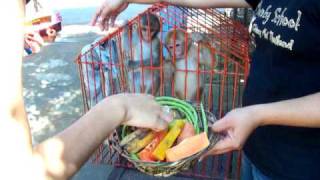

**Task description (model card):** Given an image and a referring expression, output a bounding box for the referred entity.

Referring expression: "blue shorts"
[241,153,270,180]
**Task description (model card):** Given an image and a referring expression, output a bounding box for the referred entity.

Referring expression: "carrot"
[176,122,196,144]
[166,132,209,162]
[138,130,167,162]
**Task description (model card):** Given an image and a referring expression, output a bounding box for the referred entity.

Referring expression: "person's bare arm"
[1,1,168,180]
[201,92,320,156]
[91,0,251,31]
[130,0,250,8]
[253,92,320,128]
[0,0,33,179]
[33,94,168,180]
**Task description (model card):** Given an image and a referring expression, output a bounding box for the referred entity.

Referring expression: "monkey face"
[140,25,158,42]
[139,13,160,42]
[166,39,185,59]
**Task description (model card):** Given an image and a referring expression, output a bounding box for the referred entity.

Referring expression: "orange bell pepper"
[138,130,167,162]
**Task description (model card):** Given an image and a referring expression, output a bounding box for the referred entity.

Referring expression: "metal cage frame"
[76,3,250,179]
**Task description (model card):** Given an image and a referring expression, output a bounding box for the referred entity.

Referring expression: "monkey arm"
[126,0,251,8]
[200,49,215,67]
[127,59,160,69]
[121,25,132,56]
[195,42,216,67]
[163,60,175,81]
[126,36,161,69]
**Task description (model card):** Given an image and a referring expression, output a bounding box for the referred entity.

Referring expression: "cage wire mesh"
[76,3,250,179]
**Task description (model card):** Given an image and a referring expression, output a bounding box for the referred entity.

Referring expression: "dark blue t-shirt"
[243,0,320,179]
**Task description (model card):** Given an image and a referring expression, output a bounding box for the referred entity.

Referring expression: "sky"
[26,0,149,25]
[41,0,103,10]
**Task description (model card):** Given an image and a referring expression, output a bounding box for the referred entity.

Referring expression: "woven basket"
[108,98,219,177]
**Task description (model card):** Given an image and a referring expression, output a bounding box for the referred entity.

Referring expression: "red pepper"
[138,130,167,162]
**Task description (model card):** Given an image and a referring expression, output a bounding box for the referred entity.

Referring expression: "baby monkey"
[165,29,214,102]
[122,13,161,95]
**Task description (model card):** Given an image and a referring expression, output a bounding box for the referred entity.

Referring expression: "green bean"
[130,153,140,161]
[122,96,205,139]
[156,97,198,124]
[156,97,197,116]
[157,98,197,129]
[156,101,195,127]
[200,103,208,134]
[157,101,193,122]
[121,125,127,139]
[156,97,196,119]
[163,106,191,123]
[156,96,200,133]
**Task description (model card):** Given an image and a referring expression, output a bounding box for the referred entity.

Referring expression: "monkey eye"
[94,64,100,71]
[168,44,181,49]
[141,27,156,32]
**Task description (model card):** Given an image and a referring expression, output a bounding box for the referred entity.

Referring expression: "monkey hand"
[163,61,175,81]
[91,0,129,31]
[127,60,159,69]
[127,60,140,69]
[190,32,207,43]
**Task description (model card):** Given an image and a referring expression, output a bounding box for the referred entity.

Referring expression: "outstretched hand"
[200,107,261,159]
[113,93,170,131]
[91,0,129,31]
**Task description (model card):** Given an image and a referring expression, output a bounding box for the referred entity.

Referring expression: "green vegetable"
[200,103,208,133]
[130,153,140,161]
[120,129,149,146]
[126,131,156,153]
[156,96,200,133]
[152,120,185,161]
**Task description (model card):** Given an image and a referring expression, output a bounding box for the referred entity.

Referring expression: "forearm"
[1,0,29,135]
[0,0,35,179]
[33,97,125,179]
[252,92,320,128]
[127,0,250,8]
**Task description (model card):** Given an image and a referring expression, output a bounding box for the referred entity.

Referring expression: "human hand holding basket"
[108,96,219,177]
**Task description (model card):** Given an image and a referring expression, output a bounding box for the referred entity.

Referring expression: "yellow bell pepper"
[126,131,156,153]
[152,119,185,161]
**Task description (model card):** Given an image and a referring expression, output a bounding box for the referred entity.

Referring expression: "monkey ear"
[164,44,171,56]
[131,22,138,31]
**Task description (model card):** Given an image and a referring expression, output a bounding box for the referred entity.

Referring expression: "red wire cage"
[76,3,250,179]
